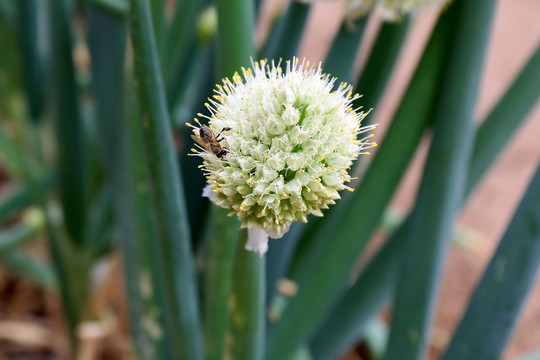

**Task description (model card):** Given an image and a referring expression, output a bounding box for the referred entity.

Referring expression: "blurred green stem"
[87,0,129,17]
[150,0,165,53]
[226,229,265,360]
[266,8,452,360]
[265,221,303,305]
[115,81,172,360]
[354,16,411,113]
[84,9,169,358]
[216,0,255,78]
[323,17,368,84]
[259,1,310,61]
[383,0,497,358]
[16,0,44,123]
[311,38,540,360]
[466,43,540,196]
[164,0,203,97]
[308,9,456,360]
[443,162,540,360]
[128,0,204,358]
[0,249,57,290]
[204,206,239,360]
[50,0,87,245]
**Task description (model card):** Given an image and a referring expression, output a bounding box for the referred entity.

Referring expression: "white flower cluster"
[189,58,376,254]
[346,0,452,21]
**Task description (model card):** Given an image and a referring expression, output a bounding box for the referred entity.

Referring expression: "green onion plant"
[1,0,539,359]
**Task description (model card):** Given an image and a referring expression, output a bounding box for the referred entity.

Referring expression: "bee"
[190,124,232,158]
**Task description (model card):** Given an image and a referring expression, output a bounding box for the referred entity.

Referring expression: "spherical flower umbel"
[188,58,376,254]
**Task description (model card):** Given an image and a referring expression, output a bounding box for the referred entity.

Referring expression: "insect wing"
[191,134,210,152]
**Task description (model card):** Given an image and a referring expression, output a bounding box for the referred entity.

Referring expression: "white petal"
[202,185,227,208]
[246,227,269,256]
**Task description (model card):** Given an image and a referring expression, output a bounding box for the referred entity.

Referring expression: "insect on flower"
[187,120,231,158]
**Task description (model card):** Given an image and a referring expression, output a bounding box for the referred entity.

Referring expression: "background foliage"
[0,0,539,359]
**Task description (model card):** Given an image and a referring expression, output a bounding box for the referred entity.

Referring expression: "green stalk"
[442,163,540,360]
[50,0,87,245]
[44,0,91,349]
[47,221,91,351]
[323,17,368,84]
[309,228,402,360]
[87,0,129,17]
[16,0,44,123]
[150,0,165,53]
[254,0,262,17]
[307,10,455,360]
[167,4,215,113]
[213,4,261,359]
[310,38,540,360]
[164,0,203,98]
[176,49,214,240]
[115,83,172,360]
[85,6,127,259]
[0,249,57,290]
[216,0,255,78]
[265,221,303,305]
[226,229,265,360]
[354,16,411,112]
[86,6,126,168]
[204,206,239,360]
[266,8,456,360]
[169,42,212,122]
[466,43,540,196]
[0,0,16,29]
[383,0,497,358]
[128,1,204,358]
[259,1,310,61]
